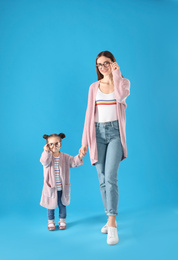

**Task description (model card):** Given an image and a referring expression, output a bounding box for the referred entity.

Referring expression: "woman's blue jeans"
[47,190,66,220]
[95,120,123,216]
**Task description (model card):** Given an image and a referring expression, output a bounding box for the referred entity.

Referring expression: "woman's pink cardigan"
[82,68,130,165]
[40,150,83,209]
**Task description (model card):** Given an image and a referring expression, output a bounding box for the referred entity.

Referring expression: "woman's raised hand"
[111,62,120,72]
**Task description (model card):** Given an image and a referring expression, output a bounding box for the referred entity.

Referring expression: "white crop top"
[95,88,117,123]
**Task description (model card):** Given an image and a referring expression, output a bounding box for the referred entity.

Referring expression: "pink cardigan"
[82,68,130,165]
[40,150,83,209]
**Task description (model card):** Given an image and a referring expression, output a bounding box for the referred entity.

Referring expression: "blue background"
[0,0,178,259]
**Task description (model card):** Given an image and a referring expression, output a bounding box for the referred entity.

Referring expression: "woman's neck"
[101,74,113,85]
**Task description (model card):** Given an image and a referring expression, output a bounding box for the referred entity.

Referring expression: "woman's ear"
[59,133,66,139]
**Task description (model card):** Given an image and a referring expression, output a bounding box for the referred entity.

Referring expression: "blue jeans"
[95,120,123,216]
[47,190,66,220]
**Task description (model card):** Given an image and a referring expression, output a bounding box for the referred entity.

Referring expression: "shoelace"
[108,227,116,238]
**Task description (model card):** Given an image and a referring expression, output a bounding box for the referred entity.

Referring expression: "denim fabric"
[47,190,66,220]
[95,120,123,216]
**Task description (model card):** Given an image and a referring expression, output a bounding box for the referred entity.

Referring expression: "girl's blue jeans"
[95,120,123,216]
[47,190,66,220]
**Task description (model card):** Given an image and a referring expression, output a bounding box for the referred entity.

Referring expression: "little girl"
[40,132,83,231]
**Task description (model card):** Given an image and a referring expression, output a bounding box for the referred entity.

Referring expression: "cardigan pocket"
[44,184,56,198]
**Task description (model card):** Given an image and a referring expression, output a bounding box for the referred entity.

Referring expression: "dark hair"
[96,51,116,80]
[43,133,66,143]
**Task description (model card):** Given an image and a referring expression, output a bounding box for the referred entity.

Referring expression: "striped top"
[54,156,62,191]
[95,99,117,106]
[95,88,117,123]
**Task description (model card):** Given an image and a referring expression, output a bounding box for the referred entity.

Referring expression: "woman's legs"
[95,141,108,213]
[95,121,123,226]
[105,129,123,224]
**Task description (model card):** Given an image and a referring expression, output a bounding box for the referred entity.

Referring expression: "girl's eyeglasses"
[96,61,111,70]
[47,142,61,149]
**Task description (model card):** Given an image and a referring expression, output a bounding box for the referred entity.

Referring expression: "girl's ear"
[43,134,48,139]
[59,133,66,139]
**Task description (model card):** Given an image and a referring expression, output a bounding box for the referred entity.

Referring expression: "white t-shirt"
[95,88,117,123]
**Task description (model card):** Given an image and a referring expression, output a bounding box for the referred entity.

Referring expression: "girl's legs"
[47,209,55,221]
[47,191,66,220]
[57,190,67,230]
[47,209,55,231]
[57,190,67,219]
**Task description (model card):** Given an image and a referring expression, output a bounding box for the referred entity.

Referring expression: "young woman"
[79,51,130,245]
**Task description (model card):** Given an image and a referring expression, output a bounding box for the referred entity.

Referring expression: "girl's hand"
[44,144,49,152]
[111,62,120,72]
[79,145,87,157]
[78,153,83,161]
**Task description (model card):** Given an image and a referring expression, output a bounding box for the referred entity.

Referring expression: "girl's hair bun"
[59,133,66,139]
[43,134,49,139]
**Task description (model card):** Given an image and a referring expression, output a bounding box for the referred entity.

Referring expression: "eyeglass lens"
[97,61,110,69]
[48,142,61,148]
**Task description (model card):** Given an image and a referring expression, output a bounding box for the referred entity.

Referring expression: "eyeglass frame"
[96,61,112,70]
[47,141,62,149]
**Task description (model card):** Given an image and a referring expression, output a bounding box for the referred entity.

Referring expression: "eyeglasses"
[96,61,111,70]
[47,142,61,149]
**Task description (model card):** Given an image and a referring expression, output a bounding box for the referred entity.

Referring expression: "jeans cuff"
[107,213,118,216]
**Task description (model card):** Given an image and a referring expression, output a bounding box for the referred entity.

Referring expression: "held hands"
[111,62,120,72]
[79,145,87,160]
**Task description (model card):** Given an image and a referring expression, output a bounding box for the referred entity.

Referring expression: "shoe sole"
[101,229,108,234]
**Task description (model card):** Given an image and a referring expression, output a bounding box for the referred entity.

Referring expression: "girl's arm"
[112,65,130,103]
[40,149,52,167]
[68,154,83,168]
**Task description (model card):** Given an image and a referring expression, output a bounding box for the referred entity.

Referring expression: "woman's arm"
[80,83,94,152]
[112,63,130,103]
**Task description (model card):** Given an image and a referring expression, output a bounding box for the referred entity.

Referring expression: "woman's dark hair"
[96,51,116,80]
[43,133,66,143]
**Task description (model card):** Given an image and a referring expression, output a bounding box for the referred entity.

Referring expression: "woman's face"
[96,56,113,77]
[47,136,61,154]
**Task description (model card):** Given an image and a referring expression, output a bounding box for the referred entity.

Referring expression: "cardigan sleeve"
[40,150,53,167]
[69,154,83,168]
[82,83,94,146]
[112,69,130,104]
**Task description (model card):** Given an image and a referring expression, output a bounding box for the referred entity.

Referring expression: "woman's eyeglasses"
[96,61,111,70]
[47,142,61,149]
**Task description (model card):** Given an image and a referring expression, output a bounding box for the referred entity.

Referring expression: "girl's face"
[47,136,61,154]
[96,56,113,77]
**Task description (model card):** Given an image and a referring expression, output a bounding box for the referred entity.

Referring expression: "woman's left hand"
[111,62,120,72]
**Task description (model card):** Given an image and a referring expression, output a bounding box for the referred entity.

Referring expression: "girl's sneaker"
[107,226,119,245]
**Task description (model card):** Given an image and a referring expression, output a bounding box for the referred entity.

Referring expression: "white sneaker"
[101,222,108,234]
[107,227,119,245]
